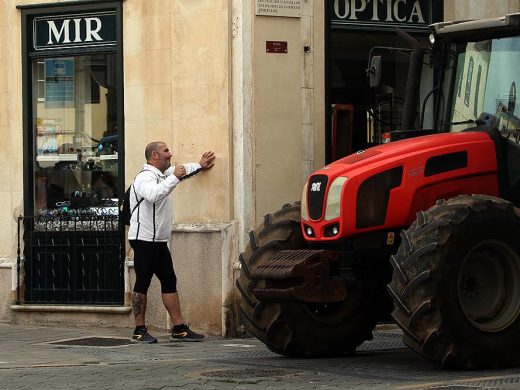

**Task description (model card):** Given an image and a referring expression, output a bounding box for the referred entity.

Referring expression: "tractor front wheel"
[236,202,379,357]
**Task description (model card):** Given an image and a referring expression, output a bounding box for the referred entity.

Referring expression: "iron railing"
[17,213,125,305]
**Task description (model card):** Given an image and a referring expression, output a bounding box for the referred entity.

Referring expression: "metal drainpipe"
[16,216,21,304]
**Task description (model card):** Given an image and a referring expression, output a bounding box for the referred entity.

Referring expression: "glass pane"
[32,54,119,228]
[36,61,45,101]
[440,37,520,136]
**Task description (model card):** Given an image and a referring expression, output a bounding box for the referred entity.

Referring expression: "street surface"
[1,323,519,389]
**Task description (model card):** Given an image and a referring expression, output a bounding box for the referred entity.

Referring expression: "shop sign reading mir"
[331,0,435,31]
[33,11,117,51]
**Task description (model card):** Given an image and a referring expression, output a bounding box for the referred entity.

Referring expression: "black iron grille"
[307,174,328,220]
[18,216,124,305]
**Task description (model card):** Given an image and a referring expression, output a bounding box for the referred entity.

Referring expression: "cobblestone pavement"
[1,323,520,389]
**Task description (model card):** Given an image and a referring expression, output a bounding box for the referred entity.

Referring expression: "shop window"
[36,61,45,102]
[33,53,119,225]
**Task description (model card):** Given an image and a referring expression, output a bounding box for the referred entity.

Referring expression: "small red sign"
[266,41,287,53]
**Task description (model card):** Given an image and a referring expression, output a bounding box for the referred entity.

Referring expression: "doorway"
[21,3,124,305]
[327,30,422,162]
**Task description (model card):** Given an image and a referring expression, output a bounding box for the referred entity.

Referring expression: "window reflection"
[441,36,520,142]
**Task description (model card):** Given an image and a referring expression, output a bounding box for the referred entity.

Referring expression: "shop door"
[21,4,124,305]
[23,53,124,305]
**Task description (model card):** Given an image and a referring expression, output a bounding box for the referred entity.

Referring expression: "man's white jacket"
[127,163,201,242]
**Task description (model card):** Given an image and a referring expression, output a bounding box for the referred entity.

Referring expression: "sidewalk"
[1,323,520,389]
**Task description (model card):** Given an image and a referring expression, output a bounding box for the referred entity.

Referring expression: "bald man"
[128,141,215,343]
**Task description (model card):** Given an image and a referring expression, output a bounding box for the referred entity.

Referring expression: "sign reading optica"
[330,0,441,31]
[33,11,117,51]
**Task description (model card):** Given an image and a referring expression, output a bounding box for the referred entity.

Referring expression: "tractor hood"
[302,130,500,240]
[315,131,494,178]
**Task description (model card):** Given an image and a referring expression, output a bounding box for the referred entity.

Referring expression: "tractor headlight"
[324,177,348,221]
[301,182,309,220]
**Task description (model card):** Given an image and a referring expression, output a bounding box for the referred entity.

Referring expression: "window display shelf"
[44,168,118,174]
[37,154,78,167]
[99,154,118,160]
[36,154,78,162]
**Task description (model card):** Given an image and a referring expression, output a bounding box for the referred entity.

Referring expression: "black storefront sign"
[330,0,442,32]
[33,11,116,51]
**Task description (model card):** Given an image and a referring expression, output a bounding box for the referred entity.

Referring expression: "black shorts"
[130,240,177,294]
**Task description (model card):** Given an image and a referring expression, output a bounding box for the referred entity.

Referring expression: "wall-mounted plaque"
[266,41,288,53]
[256,0,302,18]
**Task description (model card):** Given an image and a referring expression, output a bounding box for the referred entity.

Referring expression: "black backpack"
[120,184,144,226]
[120,169,151,226]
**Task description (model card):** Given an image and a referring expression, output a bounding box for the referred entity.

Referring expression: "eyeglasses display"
[35,215,119,232]
[35,199,120,232]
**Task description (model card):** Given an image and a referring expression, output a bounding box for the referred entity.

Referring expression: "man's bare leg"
[163,292,204,341]
[132,292,147,326]
[162,292,185,326]
[131,292,157,343]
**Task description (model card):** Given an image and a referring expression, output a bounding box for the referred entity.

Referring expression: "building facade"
[0,0,518,336]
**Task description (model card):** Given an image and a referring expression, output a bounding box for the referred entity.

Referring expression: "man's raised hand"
[199,151,216,170]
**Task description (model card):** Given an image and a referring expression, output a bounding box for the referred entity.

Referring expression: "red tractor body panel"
[302,131,500,241]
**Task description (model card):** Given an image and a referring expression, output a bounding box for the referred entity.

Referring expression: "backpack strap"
[130,186,145,215]
[129,169,147,217]
[179,167,202,181]
[131,169,160,240]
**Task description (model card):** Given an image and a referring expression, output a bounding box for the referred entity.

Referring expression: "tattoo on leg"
[132,293,145,318]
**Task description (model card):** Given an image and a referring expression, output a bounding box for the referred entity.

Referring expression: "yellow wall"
[253,15,303,220]
[0,0,24,259]
[252,0,326,222]
[124,0,232,223]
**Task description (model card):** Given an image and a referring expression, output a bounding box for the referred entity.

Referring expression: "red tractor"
[237,13,520,369]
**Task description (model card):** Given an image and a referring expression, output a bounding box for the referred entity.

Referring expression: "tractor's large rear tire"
[388,195,520,369]
[236,202,379,357]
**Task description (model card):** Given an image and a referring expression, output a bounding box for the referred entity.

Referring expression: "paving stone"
[0,324,519,389]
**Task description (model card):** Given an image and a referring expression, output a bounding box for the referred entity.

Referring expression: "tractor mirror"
[368,55,382,88]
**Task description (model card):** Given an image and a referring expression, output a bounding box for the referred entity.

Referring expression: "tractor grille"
[307,174,328,220]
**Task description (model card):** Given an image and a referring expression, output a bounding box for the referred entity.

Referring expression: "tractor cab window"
[439,36,520,144]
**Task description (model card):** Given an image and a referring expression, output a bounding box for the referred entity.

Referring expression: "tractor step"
[251,249,347,303]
